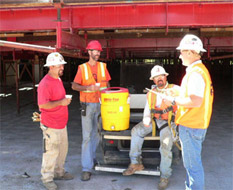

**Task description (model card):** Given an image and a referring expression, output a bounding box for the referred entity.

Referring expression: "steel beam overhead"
[0,2,233,32]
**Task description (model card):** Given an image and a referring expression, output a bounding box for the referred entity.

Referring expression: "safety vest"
[147,83,177,121]
[175,63,214,129]
[79,62,108,103]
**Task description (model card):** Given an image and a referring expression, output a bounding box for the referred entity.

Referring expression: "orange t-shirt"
[73,62,111,103]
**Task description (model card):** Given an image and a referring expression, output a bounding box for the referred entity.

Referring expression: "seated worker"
[123,65,179,190]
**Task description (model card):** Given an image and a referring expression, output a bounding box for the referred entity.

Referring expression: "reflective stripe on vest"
[100,62,105,78]
[83,64,89,80]
[83,62,105,81]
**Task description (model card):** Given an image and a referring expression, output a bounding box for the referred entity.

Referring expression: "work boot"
[122,163,144,176]
[54,172,74,180]
[43,181,57,190]
[81,171,91,181]
[158,178,169,190]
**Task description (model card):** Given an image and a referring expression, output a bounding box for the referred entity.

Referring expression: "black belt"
[151,106,173,114]
[158,123,168,133]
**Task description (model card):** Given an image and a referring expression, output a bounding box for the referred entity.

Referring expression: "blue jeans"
[179,125,207,190]
[129,121,173,179]
[81,102,100,172]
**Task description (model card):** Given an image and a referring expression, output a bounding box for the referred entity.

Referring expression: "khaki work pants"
[40,124,68,183]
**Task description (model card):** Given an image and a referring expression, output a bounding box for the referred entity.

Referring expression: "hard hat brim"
[44,61,67,67]
[176,46,207,52]
[86,48,103,51]
[149,73,169,80]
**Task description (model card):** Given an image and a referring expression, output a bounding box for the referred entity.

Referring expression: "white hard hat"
[176,34,206,53]
[150,65,168,80]
[44,52,67,67]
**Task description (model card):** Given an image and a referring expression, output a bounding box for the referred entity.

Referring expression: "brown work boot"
[54,172,74,180]
[158,178,169,190]
[43,181,57,190]
[122,163,144,176]
[81,171,91,181]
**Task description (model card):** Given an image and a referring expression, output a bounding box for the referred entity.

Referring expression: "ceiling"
[0,0,232,60]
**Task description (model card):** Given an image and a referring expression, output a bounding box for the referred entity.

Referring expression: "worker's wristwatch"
[171,98,176,106]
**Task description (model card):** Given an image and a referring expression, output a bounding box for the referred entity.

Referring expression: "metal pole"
[13,50,20,114]
[32,60,36,105]
[2,56,7,94]
[56,8,62,49]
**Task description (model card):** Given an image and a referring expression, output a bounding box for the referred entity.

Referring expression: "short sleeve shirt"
[37,74,68,129]
[185,61,205,98]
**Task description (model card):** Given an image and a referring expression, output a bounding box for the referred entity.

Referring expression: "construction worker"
[163,34,214,190]
[123,65,179,190]
[72,40,111,181]
[37,52,74,190]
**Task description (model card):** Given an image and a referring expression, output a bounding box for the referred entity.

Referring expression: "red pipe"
[56,21,62,49]
[56,7,62,49]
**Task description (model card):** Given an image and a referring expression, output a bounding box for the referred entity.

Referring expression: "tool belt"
[151,106,173,114]
[151,109,175,137]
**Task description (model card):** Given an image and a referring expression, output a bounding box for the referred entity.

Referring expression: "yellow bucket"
[100,87,130,131]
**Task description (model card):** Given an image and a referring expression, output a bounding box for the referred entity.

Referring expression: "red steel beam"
[61,31,86,50]
[0,2,232,32]
[1,36,232,53]
[98,37,233,49]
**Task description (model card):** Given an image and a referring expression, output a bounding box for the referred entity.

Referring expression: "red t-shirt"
[73,62,111,102]
[37,74,68,129]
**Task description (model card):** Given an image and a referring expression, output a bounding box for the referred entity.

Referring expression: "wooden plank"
[95,165,160,176]
[104,135,160,140]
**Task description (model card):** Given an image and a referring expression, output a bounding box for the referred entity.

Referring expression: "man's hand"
[60,97,72,106]
[165,88,180,97]
[86,84,100,91]
[162,95,175,106]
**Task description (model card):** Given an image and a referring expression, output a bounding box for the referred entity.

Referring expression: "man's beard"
[91,54,99,61]
[58,70,63,77]
[157,80,164,87]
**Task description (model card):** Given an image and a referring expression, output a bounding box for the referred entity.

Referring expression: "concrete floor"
[0,81,232,190]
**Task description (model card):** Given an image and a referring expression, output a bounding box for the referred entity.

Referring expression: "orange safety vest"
[79,62,108,103]
[147,83,177,121]
[175,63,214,129]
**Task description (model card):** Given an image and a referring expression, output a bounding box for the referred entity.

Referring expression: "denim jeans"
[81,102,100,172]
[129,121,174,179]
[179,125,207,190]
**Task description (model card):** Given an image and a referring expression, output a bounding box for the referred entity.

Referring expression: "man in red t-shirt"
[38,52,73,190]
[72,40,111,181]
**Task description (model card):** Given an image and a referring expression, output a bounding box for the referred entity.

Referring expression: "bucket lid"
[101,87,129,94]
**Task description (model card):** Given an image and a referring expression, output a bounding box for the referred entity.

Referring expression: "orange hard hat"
[86,40,103,51]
